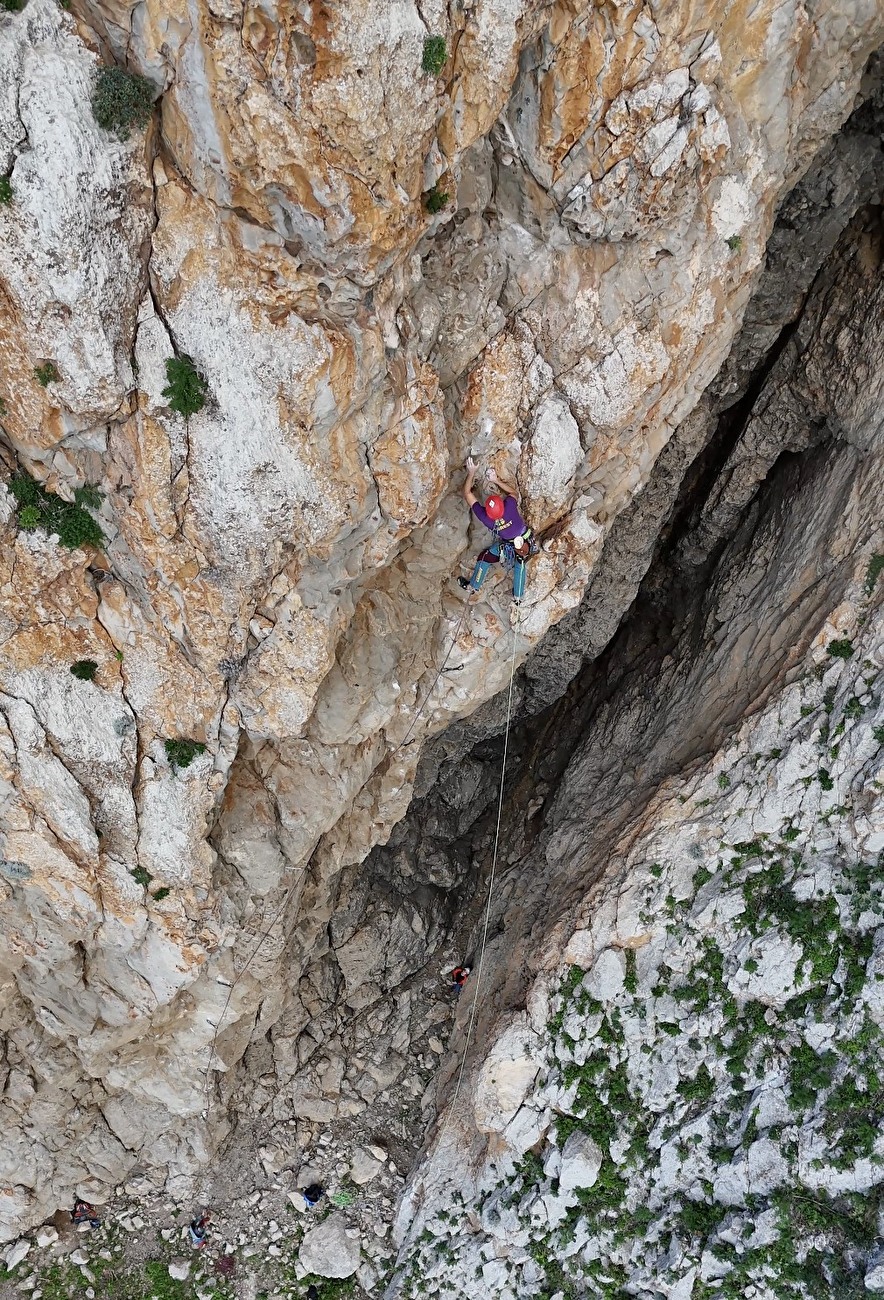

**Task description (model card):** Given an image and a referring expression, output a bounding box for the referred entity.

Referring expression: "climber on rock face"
[71,1200,101,1228]
[188,1210,211,1248]
[459,457,534,604]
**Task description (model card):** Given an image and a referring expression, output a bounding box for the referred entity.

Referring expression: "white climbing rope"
[199,591,519,1154]
[392,597,472,753]
[199,594,476,1127]
[435,606,521,1148]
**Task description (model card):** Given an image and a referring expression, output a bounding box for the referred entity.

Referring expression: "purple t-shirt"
[472,495,527,540]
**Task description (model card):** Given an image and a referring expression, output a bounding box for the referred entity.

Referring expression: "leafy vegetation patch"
[70,659,98,681]
[8,474,105,550]
[92,66,155,139]
[421,36,447,75]
[34,361,60,386]
[162,355,208,417]
[423,185,449,214]
[864,554,884,593]
[164,737,207,769]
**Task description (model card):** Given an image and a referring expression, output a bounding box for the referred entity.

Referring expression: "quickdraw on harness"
[491,519,538,569]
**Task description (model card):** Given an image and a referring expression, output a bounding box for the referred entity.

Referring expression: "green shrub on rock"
[422,36,447,75]
[164,738,206,770]
[70,659,98,682]
[34,361,59,387]
[162,355,208,418]
[424,186,449,214]
[7,474,105,550]
[92,66,155,140]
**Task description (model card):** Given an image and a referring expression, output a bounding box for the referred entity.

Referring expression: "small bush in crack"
[0,0,25,12]
[162,355,208,417]
[866,554,884,594]
[130,866,153,888]
[8,474,105,550]
[421,35,447,75]
[151,886,171,901]
[70,659,98,682]
[0,177,12,204]
[725,234,742,251]
[827,639,854,660]
[74,483,104,510]
[424,185,449,214]
[92,66,155,140]
[164,738,206,770]
[34,361,59,387]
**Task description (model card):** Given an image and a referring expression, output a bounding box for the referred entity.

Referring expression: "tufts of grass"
[34,361,60,386]
[421,35,447,75]
[788,1039,837,1111]
[0,176,12,203]
[623,948,638,995]
[130,866,153,888]
[92,66,156,139]
[164,737,207,770]
[677,1063,716,1105]
[162,355,208,417]
[864,554,884,594]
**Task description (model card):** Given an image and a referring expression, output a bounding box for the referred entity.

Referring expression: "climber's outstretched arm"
[462,456,480,508]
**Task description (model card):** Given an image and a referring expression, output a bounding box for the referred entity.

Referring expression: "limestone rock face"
[391,201,884,1296]
[298,1213,360,1279]
[558,1131,603,1194]
[0,0,883,1248]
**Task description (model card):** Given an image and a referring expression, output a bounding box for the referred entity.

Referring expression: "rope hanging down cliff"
[200,454,530,1127]
[432,607,521,1154]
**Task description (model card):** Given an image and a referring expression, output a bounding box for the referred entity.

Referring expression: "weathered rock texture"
[392,207,884,1297]
[0,0,883,1250]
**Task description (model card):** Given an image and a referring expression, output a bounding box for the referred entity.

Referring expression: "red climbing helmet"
[485,494,505,520]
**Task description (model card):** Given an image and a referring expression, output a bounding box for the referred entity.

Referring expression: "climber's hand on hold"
[463,457,479,506]
[486,467,499,485]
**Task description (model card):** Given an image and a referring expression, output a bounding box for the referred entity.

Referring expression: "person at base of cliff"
[459,458,534,604]
[71,1200,101,1229]
[188,1210,211,1248]
[450,965,470,992]
[301,1183,324,1210]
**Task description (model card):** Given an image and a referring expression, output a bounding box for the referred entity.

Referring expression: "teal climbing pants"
[467,542,528,600]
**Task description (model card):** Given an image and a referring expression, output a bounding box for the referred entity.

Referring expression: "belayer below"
[459,457,535,604]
